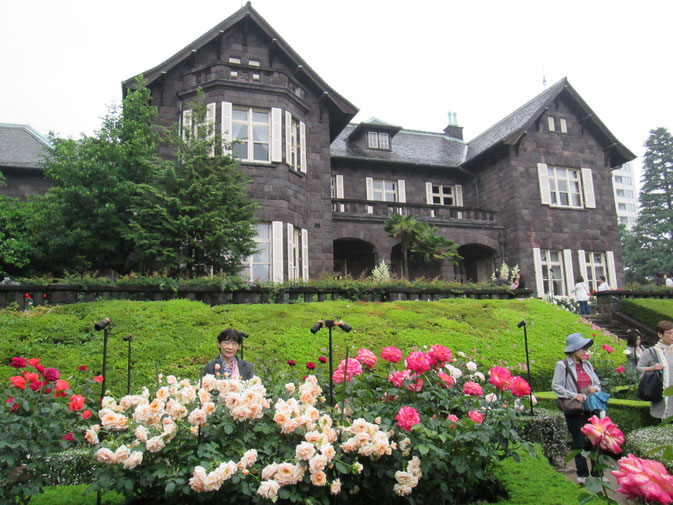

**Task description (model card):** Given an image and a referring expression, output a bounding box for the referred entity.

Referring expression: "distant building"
[0,123,51,200]
[612,162,638,229]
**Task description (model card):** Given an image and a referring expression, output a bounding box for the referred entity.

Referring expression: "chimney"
[443,111,463,140]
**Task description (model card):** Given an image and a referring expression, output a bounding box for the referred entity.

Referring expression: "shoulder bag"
[557,360,585,415]
[637,348,663,402]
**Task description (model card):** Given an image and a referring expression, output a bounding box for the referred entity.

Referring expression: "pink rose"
[612,454,673,504]
[62,432,75,442]
[332,358,363,384]
[23,372,39,383]
[602,344,614,354]
[43,368,60,382]
[428,345,453,364]
[356,348,377,369]
[93,375,104,383]
[27,358,40,367]
[446,414,459,428]
[436,372,455,387]
[489,366,512,391]
[508,376,531,397]
[405,351,431,374]
[581,416,624,454]
[468,409,484,423]
[381,346,402,363]
[395,406,421,431]
[388,370,411,388]
[462,381,483,397]
[405,375,423,392]
[9,376,26,390]
[10,357,27,368]
[69,394,86,412]
[615,366,625,374]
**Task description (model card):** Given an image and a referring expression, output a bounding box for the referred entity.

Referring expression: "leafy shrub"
[625,426,673,471]
[621,298,673,332]
[518,407,570,467]
[42,448,98,486]
[371,261,391,283]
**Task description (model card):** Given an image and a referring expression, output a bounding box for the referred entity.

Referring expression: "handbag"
[637,348,663,402]
[556,360,585,415]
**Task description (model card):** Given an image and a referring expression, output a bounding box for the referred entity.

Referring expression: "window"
[619,216,636,225]
[291,226,300,280]
[585,252,606,291]
[432,185,455,206]
[372,179,397,202]
[232,108,270,162]
[547,167,582,207]
[559,118,567,133]
[241,223,272,282]
[618,203,636,212]
[540,250,566,296]
[547,117,555,132]
[614,175,633,185]
[288,119,301,171]
[228,57,241,64]
[367,132,390,149]
[619,163,631,173]
[249,59,260,67]
[616,189,634,199]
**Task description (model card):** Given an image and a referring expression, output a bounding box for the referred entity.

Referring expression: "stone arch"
[457,243,498,283]
[333,238,377,278]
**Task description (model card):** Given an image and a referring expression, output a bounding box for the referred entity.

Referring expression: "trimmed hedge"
[518,407,571,467]
[620,298,673,332]
[625,425,673,471]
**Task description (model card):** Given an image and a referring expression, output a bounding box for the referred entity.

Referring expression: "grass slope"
[0,298,625,396]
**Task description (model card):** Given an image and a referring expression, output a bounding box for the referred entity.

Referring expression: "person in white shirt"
[665,274,673,288]
[571,275,591,315]
[597,276,611,292]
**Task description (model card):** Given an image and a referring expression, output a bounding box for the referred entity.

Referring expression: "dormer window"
[368,132,390,150]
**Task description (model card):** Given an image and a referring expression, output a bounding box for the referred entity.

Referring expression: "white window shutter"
[182,110,192,141]
[286,223,294,280]
[533,248,544,295]
[577,250,588,281]
[606,251,617,288]
[547,117,555,131]
[397,180,406,203]
[537,163,551,205]
[221,102,232,155]
[272,221,284,283]
[299,121,307,173]
[366,177,374,201]
[206,103,216,155]
[563,249,575,295]
[455,184,463,219]
[301,229,309,281]
[285,111,292,164]
[271,108,282,163]
[336,175,344,199]
[582,168,596,209]
[425,182,433,204]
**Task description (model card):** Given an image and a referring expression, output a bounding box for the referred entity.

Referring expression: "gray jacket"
[552,357,601,399]
[204,356,254,380]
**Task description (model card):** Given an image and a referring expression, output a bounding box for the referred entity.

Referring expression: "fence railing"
[595,290,673,314]
[0,284,530,309]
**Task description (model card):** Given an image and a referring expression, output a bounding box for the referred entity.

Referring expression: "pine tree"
[624,127,673,281]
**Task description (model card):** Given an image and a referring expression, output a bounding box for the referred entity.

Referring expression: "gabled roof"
[332,124,466,168]
[464,77,635,167]
[123,2,358,139]
[346,117,402,141]
[0,123,52,170]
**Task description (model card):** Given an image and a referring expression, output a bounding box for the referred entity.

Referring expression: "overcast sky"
[2,0,671,183]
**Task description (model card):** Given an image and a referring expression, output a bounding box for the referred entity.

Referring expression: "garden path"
[561,460,632,504]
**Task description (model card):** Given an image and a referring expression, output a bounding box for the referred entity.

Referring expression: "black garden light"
[94,318,113,399]
[122,334,133,395]
[310,319,351,406]
[517,320,534,415]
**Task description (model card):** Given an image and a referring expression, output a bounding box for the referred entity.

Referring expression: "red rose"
[35,365,45,373]
[42,293,49,300]
[9,402,19,413]
[27,358,40,367]
[287,360,296,366]
[54,379,69,392]
[10,357,27,368]
[29,381,44,392]
[9,376,26,390]
[318,356,327,364]
[23,372,39,383]
[43,368,60,381]
[93,375,104,383]
[81,409,92,420]
[77,365,87,371]
[306,362,316,370]
[24,293,31,299]
[69,394,85,412]
[43,387,52,394]
[61,432,75,442]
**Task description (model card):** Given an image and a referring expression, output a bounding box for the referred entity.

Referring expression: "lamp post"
[94,318,113,399]
[122,334,132,396]
[310,319,352,406]
[517,320,534,415]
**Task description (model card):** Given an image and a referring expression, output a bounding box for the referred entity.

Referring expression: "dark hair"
[599,275,606,282]
[217,328,244,345]
[625,330,640,348]
[517,274,526,290]
[494,271,501,278]
[656,321,673,335]
[576,275,584,282]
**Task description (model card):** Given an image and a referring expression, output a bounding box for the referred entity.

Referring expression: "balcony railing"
[331,199,498,224]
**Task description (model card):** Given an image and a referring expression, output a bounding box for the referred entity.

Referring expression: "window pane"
[233,143,248,159]
[560,193,569,206]
[252,264,270,282]
[558,179,568,192]
[233,123,248,140]
[373,180,383,190]
[252,111,268,123]
[571,194,581,206]
[384,181,396,191]
[433,196,441,204]
[255,223,269,239]
[384,192,396,202]
[233,109,248,121]
[253,242,270,263]
[253,143,269,161]
[442,187,452,195]
[253,125,269,142]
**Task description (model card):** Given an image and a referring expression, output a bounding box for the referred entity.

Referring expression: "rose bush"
[82,344,537,504]
[0,357,99,504]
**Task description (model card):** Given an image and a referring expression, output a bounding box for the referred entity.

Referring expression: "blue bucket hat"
[564,333,593,353]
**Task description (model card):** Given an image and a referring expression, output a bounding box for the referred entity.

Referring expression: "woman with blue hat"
[552,333,602,485]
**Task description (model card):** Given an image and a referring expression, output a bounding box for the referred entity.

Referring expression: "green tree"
[126,91,259,277]
[0,196,32,277]
[384,213,460,279]
[32,77,158,274]
[623,127,673,281]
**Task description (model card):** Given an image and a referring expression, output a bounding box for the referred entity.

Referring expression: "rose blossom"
[318,356,327,363]
[581,415,625,454]
[485,393,498,403]
[85,426,100,445]
[287,360,296,366]
[330,478,342,495]
[295,441,316,461]
[310,471,327,486]
[615,366,625,373]
[462,381,483,397]
[381,346,403,363]
[10,357,27,368]
[81,409,92,421]
[465,361,478,372]
[77,365,87,371]
[406,376,423,392]
[43,368,60,381]
[405,351,431,374]
[468,409,485,423]
[24,372,39,383]
[240,449,258,468]
[146,435,166,453]
[602,344,614,354]
[436,372,454,387]
[612,454,673,503]
[27,358,40,367]
[69,394,86,412]
[388,370,411,388]
[489,366,512,390]
[9,376,26,390]
[446,414,459,428]
[257,480,280,500]
[123,451,143,469]
[356,348,378,369]
[96,448,115,463]
[306,362,316,370]
[396,406,421,431]
[62,432,75,442]
[428,344,453,364]
[93,375,104,383]
[332,358,363,384]
[508,376,531,397]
